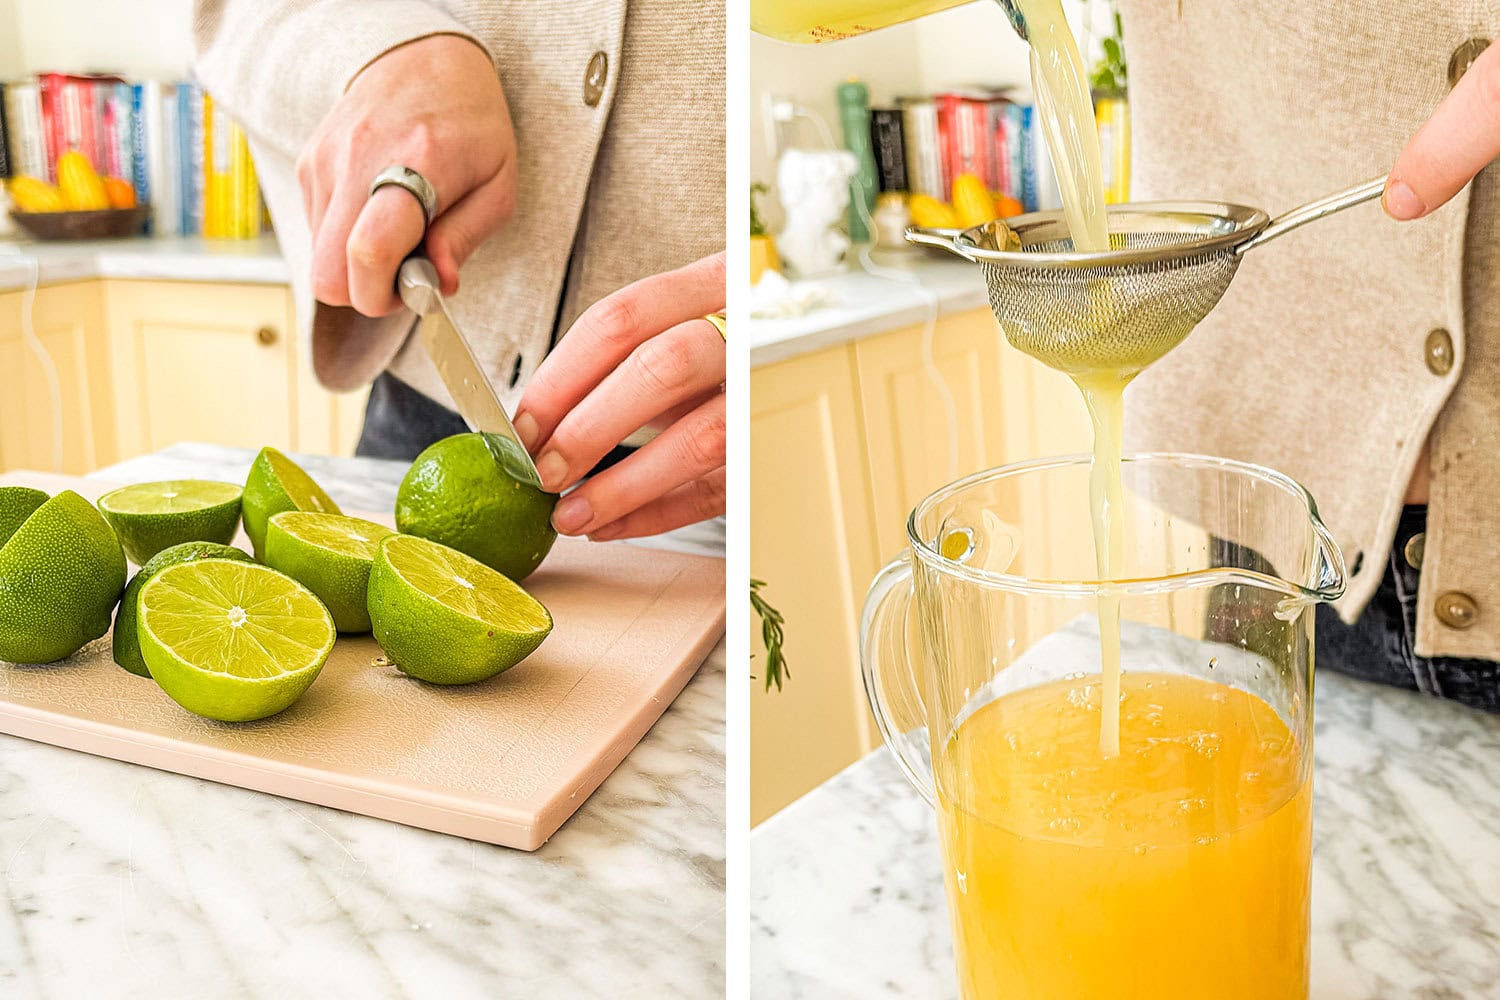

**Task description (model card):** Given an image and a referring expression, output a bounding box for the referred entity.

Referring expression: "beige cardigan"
[1118,1,1497,658]
[192,0,725,414]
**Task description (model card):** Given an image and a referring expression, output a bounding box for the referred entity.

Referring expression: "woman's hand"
[1385,40,1500,220]
[513,253,727,541]
[297,34,517,316]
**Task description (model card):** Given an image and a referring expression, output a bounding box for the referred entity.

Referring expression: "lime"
[368,533,552,685]
[113,542,254,677]
[264,512,393,633]
[0,486,48,547]
[0,490,126,663]
[395,433,558,582]
[242,447,341,560]
[97,480,243,564]
[138,559,336,722]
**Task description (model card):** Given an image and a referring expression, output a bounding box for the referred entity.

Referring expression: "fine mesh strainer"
[908,177,1386,376]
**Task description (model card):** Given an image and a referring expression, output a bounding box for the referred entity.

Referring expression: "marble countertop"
[2,443,724,998]
[0,236,288,291]
[751,670,1500,999]
[749,254,989,368]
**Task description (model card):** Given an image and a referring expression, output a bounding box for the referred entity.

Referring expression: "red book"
[37,72,64,179]
[936,93,992,199]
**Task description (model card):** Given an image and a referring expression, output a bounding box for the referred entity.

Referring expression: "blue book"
[1018,105,1037,213]
[176,82,200,235]
[130,83,150,227]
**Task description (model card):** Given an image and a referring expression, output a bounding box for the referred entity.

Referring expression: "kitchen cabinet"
[102,280,366,460]
[750,307,1091,823]
[0,276,368,477]
[751,346,882,825]
[0,281,115,475]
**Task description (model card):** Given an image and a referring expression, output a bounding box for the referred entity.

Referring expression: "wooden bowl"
[10,206,151,240]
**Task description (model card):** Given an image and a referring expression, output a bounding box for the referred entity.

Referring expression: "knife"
[397,256,544,489]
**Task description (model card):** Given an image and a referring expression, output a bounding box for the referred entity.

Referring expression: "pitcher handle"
[860,551,937,807]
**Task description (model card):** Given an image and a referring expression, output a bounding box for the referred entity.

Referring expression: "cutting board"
[0,471,725,851]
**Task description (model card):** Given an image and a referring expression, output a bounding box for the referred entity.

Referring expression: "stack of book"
[872,89,1126,212]
[0,73,265,239]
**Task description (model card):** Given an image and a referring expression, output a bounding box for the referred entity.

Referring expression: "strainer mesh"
[980,230,1243,376]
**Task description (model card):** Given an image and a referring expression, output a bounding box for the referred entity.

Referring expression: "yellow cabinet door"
[105,280,295,458]
[102,280,369,461]
[750,346,882,824]
[0,281,114,475]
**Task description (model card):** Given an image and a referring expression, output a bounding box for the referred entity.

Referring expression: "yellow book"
[201,92,233,238]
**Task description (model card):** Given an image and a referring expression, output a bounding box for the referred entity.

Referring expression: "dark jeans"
[355,370,636,473]
[1316,506,1500,713]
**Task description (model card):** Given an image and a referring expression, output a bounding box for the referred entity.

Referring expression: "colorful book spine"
[130,84,150,209]
[900,99,943,201]
[202,90,235,237]
[100,81,130,178]
[4,84,47,179]
[0,83,11,179]
[177,82,202,235]
[868,107,907,193]
[1018,104,1037,212]
[1002,102,1026,204]
[936,94,989,199]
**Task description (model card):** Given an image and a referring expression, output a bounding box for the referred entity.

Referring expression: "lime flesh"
[368,533,552,685]
[138,559,335,721]
[264,511,393,633]
[113,542,254,677]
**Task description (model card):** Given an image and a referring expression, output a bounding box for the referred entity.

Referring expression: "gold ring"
[704,311,727,341]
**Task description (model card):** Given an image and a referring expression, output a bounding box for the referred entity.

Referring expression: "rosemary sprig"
[750,578,789,692]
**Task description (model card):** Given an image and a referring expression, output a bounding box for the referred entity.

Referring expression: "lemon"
[0,490,126,663]
[264,512,393,633]
[138,559,336,722]
[113,542,254,678]
[395,433,558,582]
[0,486,48,546]
[242,447,341,560]
[97,480,243,564]
[368,533,552,685]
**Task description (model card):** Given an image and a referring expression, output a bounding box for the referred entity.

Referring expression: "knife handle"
[397,256,441,316]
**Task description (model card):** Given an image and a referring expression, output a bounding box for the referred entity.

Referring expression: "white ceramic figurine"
[775,148,858,278]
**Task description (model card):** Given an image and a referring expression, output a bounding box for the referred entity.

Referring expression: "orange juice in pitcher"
[937,672,1311,999]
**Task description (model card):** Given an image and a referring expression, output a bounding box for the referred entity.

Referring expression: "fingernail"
[1383,180,1425,221]
[514,411,539,452]
[552,493,593,534]
[535,450,568,492]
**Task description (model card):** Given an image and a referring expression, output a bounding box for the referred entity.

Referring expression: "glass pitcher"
[861,452,1345,999]
[752,0,979,43]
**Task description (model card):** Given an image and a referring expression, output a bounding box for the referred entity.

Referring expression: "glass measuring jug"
[861,453,1346,999]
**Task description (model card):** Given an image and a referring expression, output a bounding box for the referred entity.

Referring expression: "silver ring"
[369,165,437,228]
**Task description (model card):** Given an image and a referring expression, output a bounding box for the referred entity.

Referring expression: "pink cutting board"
[0,471,725,851]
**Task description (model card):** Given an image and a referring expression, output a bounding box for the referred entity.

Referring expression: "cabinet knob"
[256,326,278,346]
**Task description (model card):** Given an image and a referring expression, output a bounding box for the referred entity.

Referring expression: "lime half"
[97,480,243,564]
[138,559,336,721]
[264,511,394,633]
[368,533,552,685]
[113,542,254,677]
[242,447,341,560]
[0,490,125,664]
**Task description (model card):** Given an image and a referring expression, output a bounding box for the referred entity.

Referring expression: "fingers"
[514,252,727,452]
[345,185,428,316]
[531,318,725,493]
[587,466,727,542]
[550,392,725,536]
[425,164,517,296]
[1386,40,1500,220]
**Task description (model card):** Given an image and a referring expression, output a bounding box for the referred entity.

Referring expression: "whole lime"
[0,487,48,547]
[113,541,254,677]
[0,490,126,664]
[395,433,558,582]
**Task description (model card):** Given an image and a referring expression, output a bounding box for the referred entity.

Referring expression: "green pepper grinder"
[838,78,877,243]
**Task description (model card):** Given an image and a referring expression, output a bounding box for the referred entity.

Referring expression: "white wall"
[750,0,1120,225]
[1,0,195,79]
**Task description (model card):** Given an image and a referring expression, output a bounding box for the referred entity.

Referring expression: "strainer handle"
[904,226,979,262]
[1237,176,1387,255]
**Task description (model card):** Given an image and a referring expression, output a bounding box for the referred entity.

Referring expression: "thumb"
[423,167,517,295]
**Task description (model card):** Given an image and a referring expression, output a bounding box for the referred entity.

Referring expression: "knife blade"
[397,257,543,489]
